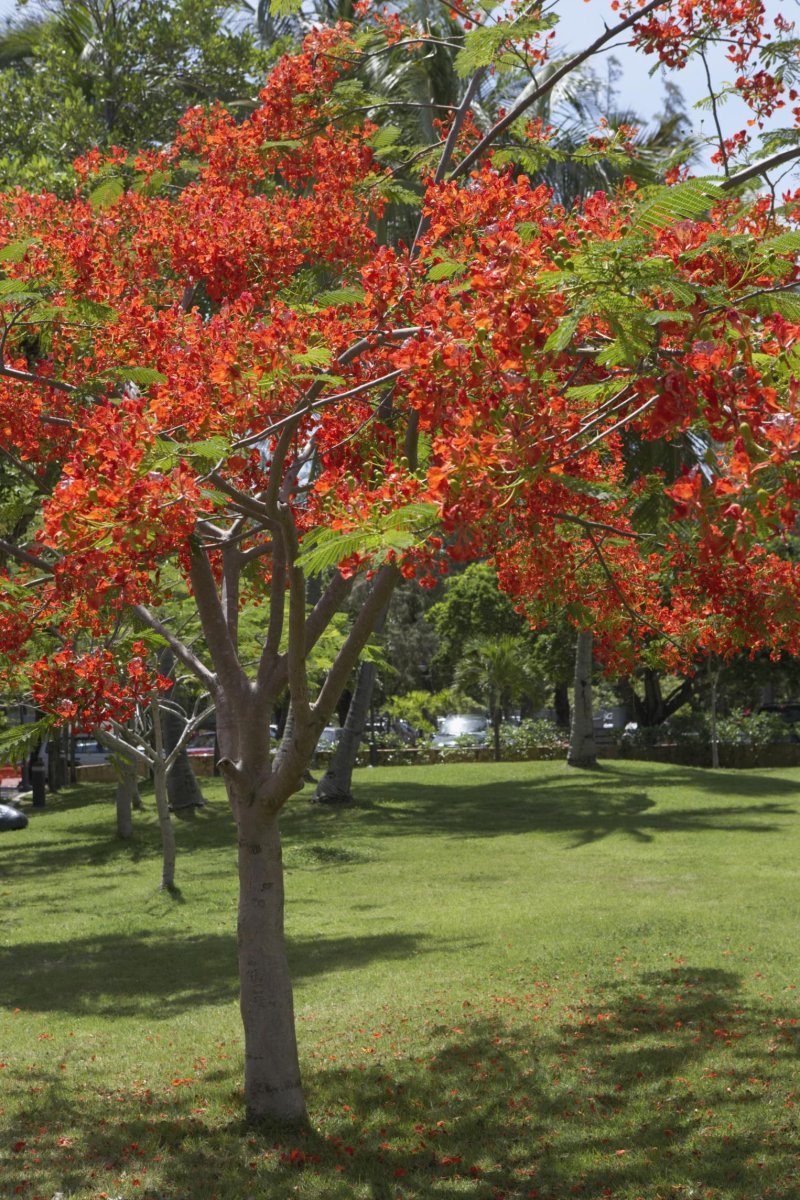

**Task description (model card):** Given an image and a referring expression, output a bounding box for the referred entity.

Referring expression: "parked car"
[431,714,488,749]
[0,802,28,831]
[186,731,216,757]
[73,738,111,766]
[315,726,342,753]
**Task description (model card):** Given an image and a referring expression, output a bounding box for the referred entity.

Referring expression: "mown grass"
[1,759,798,1200]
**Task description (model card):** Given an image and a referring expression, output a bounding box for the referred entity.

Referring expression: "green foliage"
[455,13,558,77]
[88,176,125,209]
[714,708,791,750]
[101,365,167,387]
[499,717,566,753]
[385,688,455,734]
[632,177,722,233]
[454,634,546,727]
[314,285,367,308]
[0,716,54,763]
[429,562,527,673]
[0,0,270,194]
[297,502,439,577]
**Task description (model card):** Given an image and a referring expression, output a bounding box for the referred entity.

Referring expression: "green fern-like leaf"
[632,178,721,233]
[455,14,558,77]
[297,502,439,577]
[101,366,167,387]
[0,717,55,763]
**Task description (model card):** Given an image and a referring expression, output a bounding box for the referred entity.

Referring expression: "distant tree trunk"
[114,760,140,839]
[158,651,206,812]
[492,705,502,762]
[314,658,376,802]
[567,630,597,768]
[151,699,177,890]
[709,660,721,769]
[554,681,570,729]
[314,595,390,803]
[161,704,205,811]
[47,733,58,792]
[619,670,693,727]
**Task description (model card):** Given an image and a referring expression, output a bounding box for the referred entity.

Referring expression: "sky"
[563,0,799,175]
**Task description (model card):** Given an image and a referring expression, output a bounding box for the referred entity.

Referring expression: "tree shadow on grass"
[4,964,798,1200]
[0,799,236,881]
[0,930,434,1018]
[284,762,798,847]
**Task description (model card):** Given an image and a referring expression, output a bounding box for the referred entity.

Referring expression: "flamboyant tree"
[2,0,800,1123]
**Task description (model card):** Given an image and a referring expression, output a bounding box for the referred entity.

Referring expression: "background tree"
[454,633,545,761]
[0,0,268,193]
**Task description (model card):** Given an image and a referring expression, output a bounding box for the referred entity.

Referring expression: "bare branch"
[313,563,398,723]
[256,529,286,696]
[234,369,404,450]
[188,544,248,701]
[132,603,216,692]
[721,144,800,192]
[0,537,54,573]
[277,506,311,723]
[448,0,667,181]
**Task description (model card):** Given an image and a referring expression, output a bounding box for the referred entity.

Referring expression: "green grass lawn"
[1,759,798,1200]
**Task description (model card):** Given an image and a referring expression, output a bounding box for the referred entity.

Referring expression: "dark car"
[0,803,28,831]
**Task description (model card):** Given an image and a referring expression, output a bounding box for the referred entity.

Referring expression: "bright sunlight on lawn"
[1,760,798,1200]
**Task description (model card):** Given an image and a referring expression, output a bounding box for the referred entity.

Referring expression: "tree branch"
[255,529,286,696]
[188,543,248,702]
[312,563,398,724]
[721,144,800,191]
[448,0,667,181]
[132,603,216,692]
[0,537,54,573]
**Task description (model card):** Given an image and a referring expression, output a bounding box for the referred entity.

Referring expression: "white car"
[73,738,111,766]
[431,714,488,749]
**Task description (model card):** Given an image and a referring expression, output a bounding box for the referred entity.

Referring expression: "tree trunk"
[162,705,206,812]
[236,801,306,1124]
[567,629,597,768]
[314,658,376,803]
[553,681,570,729]
[158,652,206,812]
[153,759,177,889]
[709,661,721,769]
[114,759,140,839]
[314,593,390,802]
[151,700,177,890]
[492,707,502,762]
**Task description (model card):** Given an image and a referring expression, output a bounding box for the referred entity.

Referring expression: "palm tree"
[566,629,597,768]
[454,635,544,762]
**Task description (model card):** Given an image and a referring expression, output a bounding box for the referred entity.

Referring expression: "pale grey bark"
[161,703,206,812]
[709,661,721,769]
[151,699,177,890]
[567,629,597,768]
[114,758,140,839]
